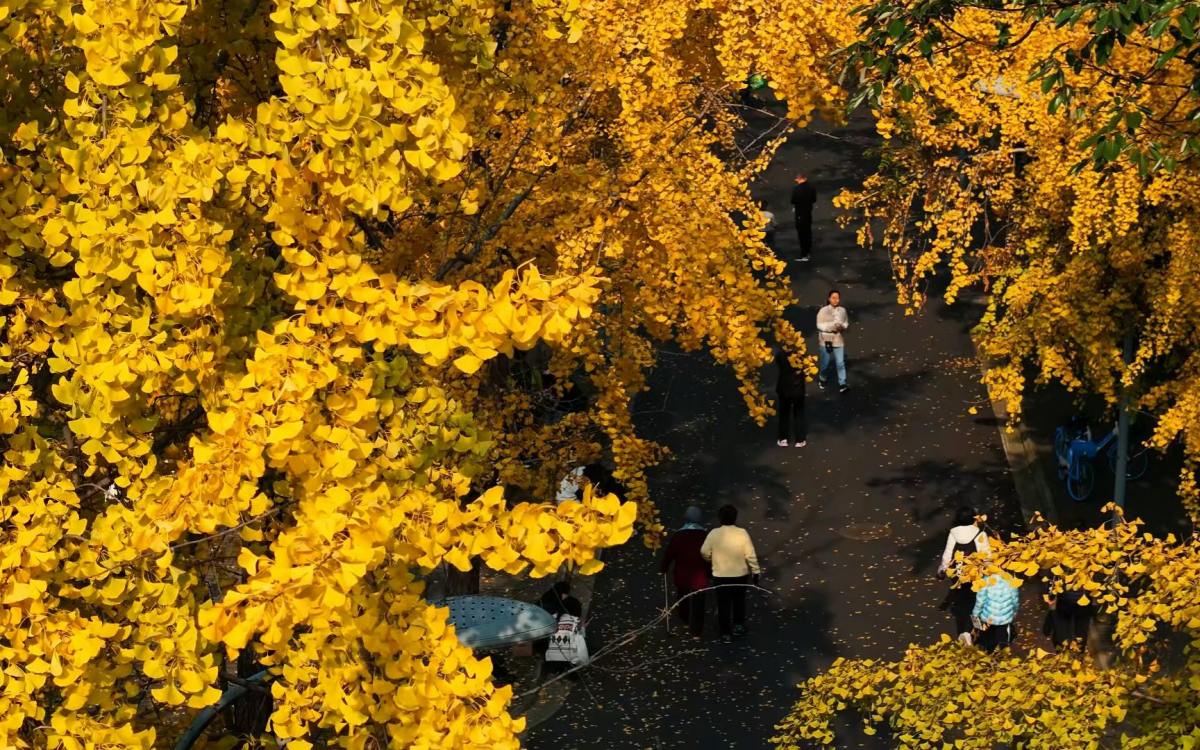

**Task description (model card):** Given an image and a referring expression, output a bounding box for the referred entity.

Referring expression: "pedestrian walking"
[544,596,589,675]
[660,506,711,639]
[972,574,1020,652]
[555,465,586,504]
[535,581,579,657]
[762,208,777,250]
[740,72,767,107]
[816,290,849,392]
[791,173,816,261]
[1043,588,1094,649]
[1039,523,1094,649]
[937,506,991,642]
[701,505,761,644]
[537,580,574,619]
[775,348,806,448]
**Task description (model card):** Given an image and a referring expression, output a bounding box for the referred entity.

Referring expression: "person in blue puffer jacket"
[972,573,1020,652]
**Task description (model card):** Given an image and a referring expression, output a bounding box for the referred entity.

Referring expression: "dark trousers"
[674,586,706,636]
[978,622,1014,652]
[947,586,976,636]
[777,393,806,443]
[794,217,812,258]
[1047,597,1094,648]
[713,575,748,635]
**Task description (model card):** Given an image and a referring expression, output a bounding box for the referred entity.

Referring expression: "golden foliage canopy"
[0,0,855,746]
[778,2,1200,744]
[837,5,1200,511]
[774,512,1200,748]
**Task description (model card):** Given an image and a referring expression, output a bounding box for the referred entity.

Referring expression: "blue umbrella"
[442,595,557,649]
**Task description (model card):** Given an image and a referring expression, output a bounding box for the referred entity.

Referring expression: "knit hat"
[683,505,703,524]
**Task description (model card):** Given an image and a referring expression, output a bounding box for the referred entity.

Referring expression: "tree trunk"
[1113,330,1135,513]
[224,649,272,741]
[445,558,482,595]
[1094,330,1136,669]
[1087,607,1118,670]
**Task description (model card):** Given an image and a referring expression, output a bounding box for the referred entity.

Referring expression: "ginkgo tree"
[774,0,1200,746]
[0,0,856,746]
[838,0,1200,514]
[774,510,1200,749]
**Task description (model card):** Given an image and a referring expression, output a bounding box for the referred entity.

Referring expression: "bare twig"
[737,115,795,161]
[170,504,291,551]
[435,90,597,281]
[587,648,706,674]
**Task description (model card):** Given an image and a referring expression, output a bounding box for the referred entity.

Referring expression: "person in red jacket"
[660,506,711,639]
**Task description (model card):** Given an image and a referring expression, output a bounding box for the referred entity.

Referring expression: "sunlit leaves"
[775,515,1200,748]
[0,0,856,744]
[773,639,1137,749]
[797,2,1200,742]
[838,1,1200,518]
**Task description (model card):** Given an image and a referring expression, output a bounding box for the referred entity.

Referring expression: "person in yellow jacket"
[701,505,761,643]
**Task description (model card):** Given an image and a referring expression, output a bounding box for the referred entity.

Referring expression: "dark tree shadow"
[866,457,1022,576]
[531,586,846,750]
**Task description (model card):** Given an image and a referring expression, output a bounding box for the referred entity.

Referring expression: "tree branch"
[516,582,772,698]
[170,503,291,551]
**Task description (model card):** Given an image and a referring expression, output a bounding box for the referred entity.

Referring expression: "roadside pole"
[1113,331,1135,513]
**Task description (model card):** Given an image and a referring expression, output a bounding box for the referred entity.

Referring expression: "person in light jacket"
[701,504,760,644]
[761,209,777,251]
[816,289,849,392]
[972,574,1020,652]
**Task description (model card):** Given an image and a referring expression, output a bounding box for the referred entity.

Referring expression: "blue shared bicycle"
[1054,421,1150,501]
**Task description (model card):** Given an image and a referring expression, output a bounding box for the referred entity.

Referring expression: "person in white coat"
[938,506,991,641]
[816,289,850,392]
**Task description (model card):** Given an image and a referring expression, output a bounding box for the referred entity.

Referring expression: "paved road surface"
[525,109,1022,749]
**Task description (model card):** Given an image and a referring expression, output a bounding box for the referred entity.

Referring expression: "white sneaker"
[795,440,807,448]
[776,439,788,447]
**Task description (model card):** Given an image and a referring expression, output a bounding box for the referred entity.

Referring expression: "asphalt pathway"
[525,109,1022,749]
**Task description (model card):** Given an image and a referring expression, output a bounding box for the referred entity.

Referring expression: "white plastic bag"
[545,614,589,665]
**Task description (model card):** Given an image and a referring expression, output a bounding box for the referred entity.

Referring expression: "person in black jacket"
[534,581,577,657]
[1044,588,1094,649]
[775,348,807,447]
[538,581,573,618]
[790,173,816,261]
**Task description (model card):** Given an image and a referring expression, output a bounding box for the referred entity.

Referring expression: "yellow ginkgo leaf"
[91,64,131,87]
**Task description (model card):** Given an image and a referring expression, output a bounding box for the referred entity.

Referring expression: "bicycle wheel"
[1104,444,1152,480]
[1107,443,1151,481]
[1067,460,1095,501]
[1126,449,1150,480]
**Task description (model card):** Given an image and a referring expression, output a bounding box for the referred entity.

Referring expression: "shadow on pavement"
[527,106,1019,750]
